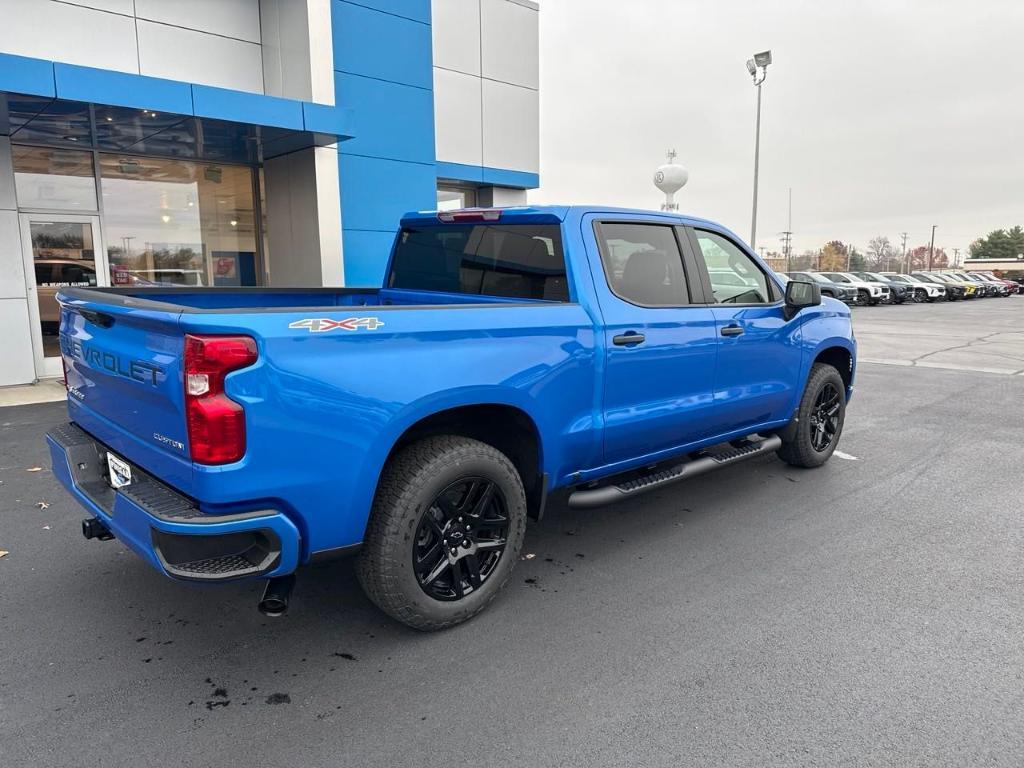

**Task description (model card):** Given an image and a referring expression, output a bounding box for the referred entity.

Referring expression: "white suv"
[883,273,946,302]
[819,272,890,305]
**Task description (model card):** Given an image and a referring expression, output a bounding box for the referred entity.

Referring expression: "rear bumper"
[47,422,301,583]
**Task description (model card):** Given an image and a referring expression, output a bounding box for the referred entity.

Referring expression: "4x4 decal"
[288,317,385,333]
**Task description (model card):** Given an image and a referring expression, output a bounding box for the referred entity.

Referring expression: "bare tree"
[866,236,893,271]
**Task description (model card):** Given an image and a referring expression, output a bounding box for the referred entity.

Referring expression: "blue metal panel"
[436,160,484,184]
[339,152,436,231]
[192,84,304,131]
[482,165,540,189]
[54,63,193,115]
[302,102,355,137]
[436,161,540,190]
[335,73,435,163]
[0,52,55,98]
[342,229,401,286]
[340,0,430,24]
[333,1,433,89]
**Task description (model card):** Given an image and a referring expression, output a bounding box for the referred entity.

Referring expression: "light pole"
[746,50,772,248]
[928,225,937,270]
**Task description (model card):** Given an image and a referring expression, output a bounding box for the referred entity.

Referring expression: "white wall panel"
[137,20,265,94]
[431,0,480,76]
[480,0,538,89]
[0,0,139,74]
[0,299,36,385]
[0,210,27,300]
[59,0,136,15]
[135,0,262,44]
[260,0,334,103]
[264,146,343,286]
[478,186,526,206]
[482,79,538,173]
[0,137,16,212]
[433,68,482,167]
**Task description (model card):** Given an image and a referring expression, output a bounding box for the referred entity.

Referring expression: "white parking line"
[860,358,1021,376]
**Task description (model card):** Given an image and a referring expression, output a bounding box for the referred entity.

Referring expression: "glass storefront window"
[12,146,97,211]
[99,157,259,287]
[27,219,100,358]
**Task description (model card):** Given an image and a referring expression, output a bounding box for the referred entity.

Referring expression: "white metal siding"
[431,0,539,176]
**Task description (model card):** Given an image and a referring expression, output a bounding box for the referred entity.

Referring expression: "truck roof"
[401,205,721,230]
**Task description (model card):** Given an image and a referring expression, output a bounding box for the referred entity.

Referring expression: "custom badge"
[288,317,385,333]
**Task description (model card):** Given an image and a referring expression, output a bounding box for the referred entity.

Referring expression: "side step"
[567,434,782,510]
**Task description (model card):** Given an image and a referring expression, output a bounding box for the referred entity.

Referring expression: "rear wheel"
[358,436,527,631]
[776,363,846,468]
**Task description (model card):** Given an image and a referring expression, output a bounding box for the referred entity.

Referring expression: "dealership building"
[0,0,539,385]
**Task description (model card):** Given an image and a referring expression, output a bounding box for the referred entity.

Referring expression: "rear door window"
[595,222,690,306]
[389,224,568,301]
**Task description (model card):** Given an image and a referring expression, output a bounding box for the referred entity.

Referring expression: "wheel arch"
[813,345,854,391]
[359,396,547,539]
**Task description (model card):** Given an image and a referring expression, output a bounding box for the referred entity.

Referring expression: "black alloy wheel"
[809,382,842,452]
[414,478,510,601]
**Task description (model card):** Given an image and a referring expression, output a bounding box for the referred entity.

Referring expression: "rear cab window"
[388,224,569,302]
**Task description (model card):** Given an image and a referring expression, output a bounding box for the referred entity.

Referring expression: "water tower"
[653,150,689,211]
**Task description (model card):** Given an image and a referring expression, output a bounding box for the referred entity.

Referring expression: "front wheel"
[776,363,847,468]
[357,436,527,631]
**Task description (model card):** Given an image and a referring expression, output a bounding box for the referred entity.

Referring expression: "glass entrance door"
[20,214,107,379]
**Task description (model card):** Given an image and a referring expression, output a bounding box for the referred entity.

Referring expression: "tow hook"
[81,517,114,541]
[258,574,295,618]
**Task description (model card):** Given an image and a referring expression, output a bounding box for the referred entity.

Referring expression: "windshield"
[929,274,952,283]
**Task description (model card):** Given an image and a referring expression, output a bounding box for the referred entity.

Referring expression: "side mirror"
[784,279,821,319]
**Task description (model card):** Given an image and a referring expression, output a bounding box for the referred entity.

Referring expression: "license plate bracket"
[106,452,132,489]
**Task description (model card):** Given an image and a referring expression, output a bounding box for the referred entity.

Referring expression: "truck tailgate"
[59,295,193,493]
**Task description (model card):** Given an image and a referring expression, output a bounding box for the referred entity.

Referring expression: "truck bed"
[65,286,538,312]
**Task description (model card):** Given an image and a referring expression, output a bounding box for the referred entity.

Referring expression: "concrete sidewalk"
[0,378,66,408]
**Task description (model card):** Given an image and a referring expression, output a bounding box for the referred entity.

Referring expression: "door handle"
[613,332,646,346]
[720,325,744,337]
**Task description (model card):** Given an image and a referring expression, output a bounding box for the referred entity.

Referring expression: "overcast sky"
[530,0,1024,257]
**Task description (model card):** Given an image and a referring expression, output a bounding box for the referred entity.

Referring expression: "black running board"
[567,435,782,510]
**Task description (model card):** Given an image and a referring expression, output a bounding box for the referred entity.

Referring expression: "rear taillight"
[183,334,258,465]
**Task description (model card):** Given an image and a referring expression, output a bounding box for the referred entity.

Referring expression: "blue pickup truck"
[48,206,855,630]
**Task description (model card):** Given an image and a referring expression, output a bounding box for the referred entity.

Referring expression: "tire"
[776,363,847,469]
[357,436,527,631]
[858,289,872,305]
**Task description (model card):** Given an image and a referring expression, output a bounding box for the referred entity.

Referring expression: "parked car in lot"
[959,272,1010,297]
[851,271,913,304]
[914,272,969,299]
[785,271,860,304]
[969,271,1022,294]
[881,273,947,302]
[819,272,891,305]
[945,271,996,297]
[939,272,983,298]
[47,205,857,630]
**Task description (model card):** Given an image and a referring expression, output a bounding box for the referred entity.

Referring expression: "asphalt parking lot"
[1,297,1023,767]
